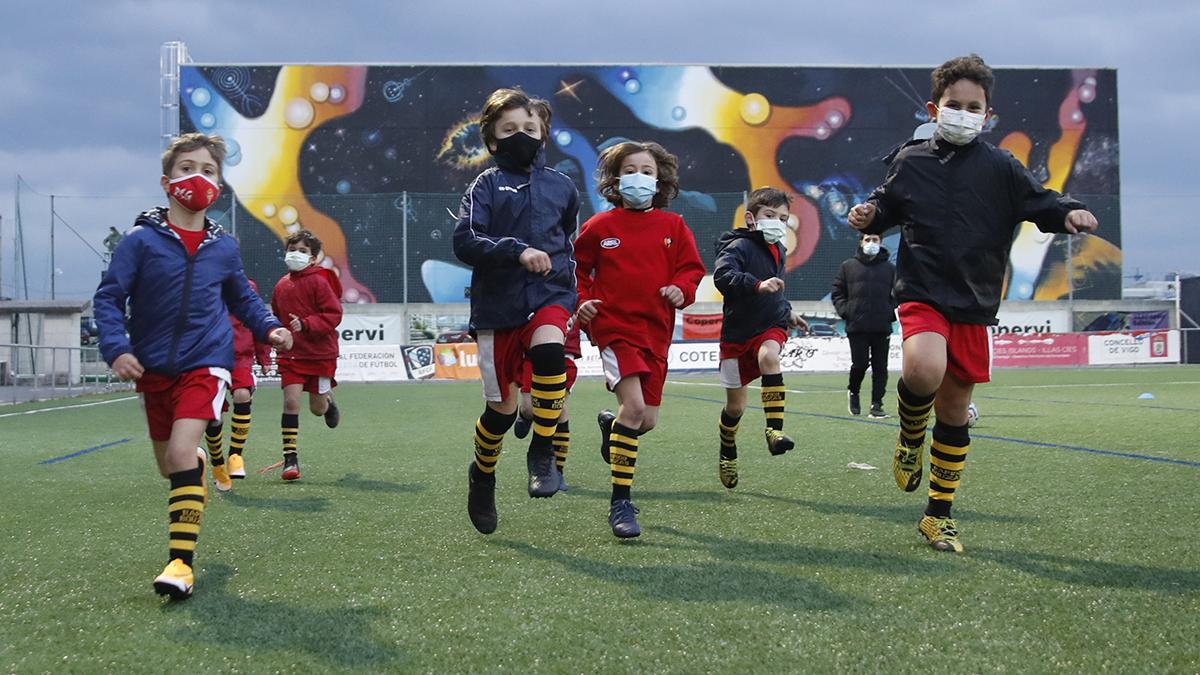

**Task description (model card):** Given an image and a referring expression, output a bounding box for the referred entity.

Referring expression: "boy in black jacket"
[712,188,807,489]
[831,232,896,418]
[849,55,1098,552]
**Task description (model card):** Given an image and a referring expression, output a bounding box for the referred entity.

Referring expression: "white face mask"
[285,250,311,272]
[755,218,788,245]
[618,172,657,209]
[861,241,881,256]
[936,106,986,145]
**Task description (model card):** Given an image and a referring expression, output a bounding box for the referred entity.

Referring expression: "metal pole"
[1066,234,1074,307]
[50,195,56,300]
[402,191,409,306]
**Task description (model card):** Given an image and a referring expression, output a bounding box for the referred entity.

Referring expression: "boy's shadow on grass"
[566,485,725,505]
[165,564,406,669]
[332,473,425,494]
[222,492,332,513]
[739,492,1037,526]
[971,547,1200,595]
[493,539,853,612]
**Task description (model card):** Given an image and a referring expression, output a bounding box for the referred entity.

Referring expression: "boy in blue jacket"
[712,187,807,489]
[94,133,292,599]
[452,88,580,534]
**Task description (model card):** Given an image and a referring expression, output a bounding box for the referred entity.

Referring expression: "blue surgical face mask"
[618,172,657,209]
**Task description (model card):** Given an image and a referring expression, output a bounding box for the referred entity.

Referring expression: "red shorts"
[278,359,337,394]
[898,302,991,384]
[230,362,257,392]
[476,305,571,402]
[519,359,579,393]
[599,340,668,407]
[719,327,788,388]
[137,368,230,442]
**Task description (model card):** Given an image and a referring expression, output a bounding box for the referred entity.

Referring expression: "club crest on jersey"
[601,237,621,249]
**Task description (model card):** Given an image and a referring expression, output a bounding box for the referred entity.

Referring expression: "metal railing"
[0,343,132,405]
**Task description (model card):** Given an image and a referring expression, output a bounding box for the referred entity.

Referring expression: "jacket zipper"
[165,230,210,375]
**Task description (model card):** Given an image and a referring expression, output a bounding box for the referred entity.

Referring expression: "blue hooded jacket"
[452,147,580,331]
[94,207,283,375]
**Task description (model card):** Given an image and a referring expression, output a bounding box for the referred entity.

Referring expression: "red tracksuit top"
[231,278,272,369]
[271,265,343,363]
[574,208,706,357]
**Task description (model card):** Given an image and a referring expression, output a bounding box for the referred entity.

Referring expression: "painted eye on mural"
[436,116,490,171]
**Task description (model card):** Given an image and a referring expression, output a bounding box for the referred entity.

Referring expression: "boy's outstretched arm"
[452,175,528,267]
[1009,154,1098,234]
[851,157,904,234]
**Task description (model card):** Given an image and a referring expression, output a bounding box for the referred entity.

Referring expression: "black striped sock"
[927,421,970,517]
[528,343,567,454]
[229,401,252,457]
[609,422,640,502]
[719,409,741,460]
[473,406,517,474]
[167,465,206,566]
[204,421,224,467]
[553,421,570,474]
[761,373,785,431]
[897,378,936,449]
[282,413,299,458]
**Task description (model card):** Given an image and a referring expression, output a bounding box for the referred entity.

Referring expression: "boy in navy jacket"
[453,88,579,535]
[712,187,807,490]
[94,133,292,599]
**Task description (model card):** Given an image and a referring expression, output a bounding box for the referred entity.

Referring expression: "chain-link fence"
[0,343,132,405]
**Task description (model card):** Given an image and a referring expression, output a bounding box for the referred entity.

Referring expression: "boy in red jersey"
[271,229,344,481]
[575,141,705,538]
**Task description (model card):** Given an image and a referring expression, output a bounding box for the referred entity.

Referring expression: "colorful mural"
[180,64,1120,304]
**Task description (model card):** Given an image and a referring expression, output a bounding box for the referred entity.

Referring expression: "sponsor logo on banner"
[989,309,1071,336]
[1086,330,1180,365]
[681,313,723,340]
[337,345,410,381]
[434,343,482,380]
[337,315,405,344]
[402,345,436,379]
[991,332,1087,367]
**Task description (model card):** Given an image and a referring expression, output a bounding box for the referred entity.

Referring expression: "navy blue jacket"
[713,228,792,344]
[453,147,580,331]
[94,207,283,375]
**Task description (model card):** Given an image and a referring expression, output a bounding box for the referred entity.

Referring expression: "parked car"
[805,322,841,338]
[436,328,473,344]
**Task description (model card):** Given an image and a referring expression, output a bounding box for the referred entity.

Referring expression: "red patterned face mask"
[166,173,221,212]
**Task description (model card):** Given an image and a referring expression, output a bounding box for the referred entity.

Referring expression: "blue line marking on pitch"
[40,438,132,465]
[667,393,1200,469]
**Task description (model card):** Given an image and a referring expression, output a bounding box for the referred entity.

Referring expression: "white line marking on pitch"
[0,396,138,419]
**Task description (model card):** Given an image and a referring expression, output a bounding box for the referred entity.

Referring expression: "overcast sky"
[2,0,1197,299]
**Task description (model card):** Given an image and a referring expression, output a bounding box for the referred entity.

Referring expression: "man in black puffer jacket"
[831,232,896,418]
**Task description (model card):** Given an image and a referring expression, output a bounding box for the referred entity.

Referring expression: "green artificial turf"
[2,366,1198,673]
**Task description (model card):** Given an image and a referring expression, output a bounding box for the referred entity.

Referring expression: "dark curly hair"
[595,141,680,209]
[285,229,322,257]
[931,53,995,106]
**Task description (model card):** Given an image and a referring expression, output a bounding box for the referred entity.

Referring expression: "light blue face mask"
[618,172,657,209]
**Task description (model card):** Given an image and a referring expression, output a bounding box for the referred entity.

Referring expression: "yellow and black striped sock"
[553,421,570,474]
[473,406,517,474]
[281,413,299,459]
[719,409,741,460]
[761,373,786,431]
[609,422,640,501]
[897,378,936,449]
[528,344,567,454]
[229,401,252,457]
[927,421,970,517]
[204,421,224,467]
[167,464,206,566]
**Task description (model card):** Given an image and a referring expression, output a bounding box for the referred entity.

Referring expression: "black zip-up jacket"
[831,246,896,333]
[713,228,792,344]
[864,134,1086,324]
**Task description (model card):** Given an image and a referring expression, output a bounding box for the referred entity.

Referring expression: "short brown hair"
[161,132,227,177]
[479,88,552,148]
[746,187,791,216]
[596,141,680,209]
[285,229,322,257]
[931,54,995,106]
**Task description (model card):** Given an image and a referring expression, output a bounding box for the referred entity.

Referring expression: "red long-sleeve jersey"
[575,208,705,357]
[271,266,343,362]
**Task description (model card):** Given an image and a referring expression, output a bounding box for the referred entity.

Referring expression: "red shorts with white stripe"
[137,368,230,441]
[719,327,788,388]
[600,340,668,406]
[278,359,337,394]
[476,304,571,403]
[898,302,992,384]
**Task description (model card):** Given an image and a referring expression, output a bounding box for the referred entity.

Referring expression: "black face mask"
[491,132,542,170]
